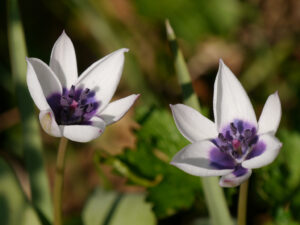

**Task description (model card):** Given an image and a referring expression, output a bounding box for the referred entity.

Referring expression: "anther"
[85,103,94,113]
[244,129,252,138]
[80,88,90,100]
[60,96,69,106]
[68,85,76,98]
[230,123,237,135]
[218,133,226,142]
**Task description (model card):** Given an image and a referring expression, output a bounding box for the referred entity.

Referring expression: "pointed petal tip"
[130,93,141,104]
[60,30,69,38]
[119,48,129,53]
[26,57,33,63]
[218,58,229,74]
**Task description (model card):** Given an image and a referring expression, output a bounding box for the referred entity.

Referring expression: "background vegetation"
[1,0,300,224]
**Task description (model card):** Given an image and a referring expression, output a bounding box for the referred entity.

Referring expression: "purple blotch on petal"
[209,147,236,170]
[47,92,62,122]
[233,165,248,177]
[246,141,266,160]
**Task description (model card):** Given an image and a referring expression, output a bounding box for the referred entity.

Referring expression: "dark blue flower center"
[47,85,99,125]
[212,120,259,162]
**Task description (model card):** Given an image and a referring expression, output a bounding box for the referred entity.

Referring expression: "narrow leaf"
[7,0,52,222]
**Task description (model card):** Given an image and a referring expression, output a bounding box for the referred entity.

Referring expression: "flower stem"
[237,180,249,225]
[54,137,68,225]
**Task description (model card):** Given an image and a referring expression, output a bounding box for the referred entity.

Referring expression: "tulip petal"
[242,134,282,169]
[219,167,252,187]
[26,58,62,111]
[99,94,139,125]
[39,109,62,137]
[50,31,78,88]
[76,48,129,113]
[213,60,257,132]
[61,117,106,142]
[170,104,218,143]
[171,140,234,177]
[258,92,281,135]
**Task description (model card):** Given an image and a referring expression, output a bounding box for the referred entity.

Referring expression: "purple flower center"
[213,120,259,162]
[47,85,99,125]
[209,120,266,177]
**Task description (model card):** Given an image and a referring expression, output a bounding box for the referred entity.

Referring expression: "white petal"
[50,31,78,88]
[76,48,129,113]
[219,169,252,187]
[170,104,217,143]
[242,134,282,169]
[61,117,106,143]
[213,60,257,131]
[39,109,62,137]
[99,94,139,126]
[171,140,234,177]
[26,58,62,111]
[258,92,281,135]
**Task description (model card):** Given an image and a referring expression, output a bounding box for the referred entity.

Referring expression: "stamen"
[244,129,252,138]
[230,123,237,135]
[68,85,76,98]
[47,86,99,125]
[85,103,94,113]
[60,96,69,106]
[80,88,90,100]
[218,133,226,142]
[213,120,258,162]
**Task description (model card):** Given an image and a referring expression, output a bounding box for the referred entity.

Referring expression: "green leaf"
[279,130,300,188]
[115,107,201,218]
[82,187,156,225]
[0,157,42,225]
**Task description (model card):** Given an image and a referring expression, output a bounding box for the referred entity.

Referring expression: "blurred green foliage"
[1,0,300,224]
[83,187,156,225]
[135,0,241,41]
[117,107,201,218]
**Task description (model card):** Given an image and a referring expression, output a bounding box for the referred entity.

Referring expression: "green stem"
[54,137,69,225]
[7,0,52,222]
[237,180,249,225]
[166,20,233,225]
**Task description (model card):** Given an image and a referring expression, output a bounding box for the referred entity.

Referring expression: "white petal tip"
[26,57,33,63]
[219,58,224,64]
[60,30,69,38]
[117,48,129,53]
[129,93,140,103]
